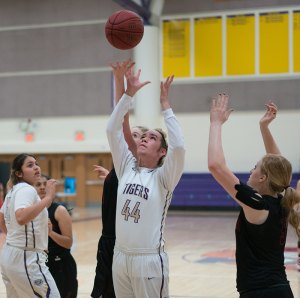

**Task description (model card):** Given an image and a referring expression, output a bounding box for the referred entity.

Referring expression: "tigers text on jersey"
[107,93,185,252]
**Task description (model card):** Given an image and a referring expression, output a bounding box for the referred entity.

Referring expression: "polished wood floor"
[1,208,300,298]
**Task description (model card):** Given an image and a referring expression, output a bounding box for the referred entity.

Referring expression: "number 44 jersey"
[106,94,185,253]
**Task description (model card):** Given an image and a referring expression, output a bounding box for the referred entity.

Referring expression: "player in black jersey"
[91,166,117,298]
[35,175,78,298]
[208,94,300,298]
[91,59,147,298]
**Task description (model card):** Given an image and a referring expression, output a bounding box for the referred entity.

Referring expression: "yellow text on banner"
[162,19,191,78]
[259,12,289,74]
[227,14,255,75]
[294,11,300,72]
[194,16,222,77]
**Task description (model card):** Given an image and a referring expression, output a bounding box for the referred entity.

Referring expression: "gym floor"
[0,208,299,298]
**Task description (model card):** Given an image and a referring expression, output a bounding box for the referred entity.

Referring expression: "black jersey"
[101,168,118,238]
[235,184,289,292]
[91,168,118,298]
[48,202,70,257]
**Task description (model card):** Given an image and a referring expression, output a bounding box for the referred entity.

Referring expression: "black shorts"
[91,235,116,298]
[47,252,78,298]
[240,284,294,298]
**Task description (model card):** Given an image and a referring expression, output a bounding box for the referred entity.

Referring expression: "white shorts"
[0,244,60,298]
[112,246,169,298]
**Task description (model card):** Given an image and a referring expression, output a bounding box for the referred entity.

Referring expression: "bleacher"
[171,172,300,210]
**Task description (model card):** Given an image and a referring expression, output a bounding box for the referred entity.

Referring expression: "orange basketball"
[105,10,144,50]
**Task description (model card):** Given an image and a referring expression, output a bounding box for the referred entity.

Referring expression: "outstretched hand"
[125,66,150,97]
[210,93,233,124]
[160,75,174,110]
[93,165,109,180]
[259,101,278,127]
[45,179,57,201]
[110,59,135,83]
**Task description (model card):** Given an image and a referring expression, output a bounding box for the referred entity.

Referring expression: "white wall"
[0,110,299,173]
[178,111,300,173]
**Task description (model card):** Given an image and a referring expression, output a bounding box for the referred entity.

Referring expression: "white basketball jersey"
[107,94,185,252]
[1,182,48,250]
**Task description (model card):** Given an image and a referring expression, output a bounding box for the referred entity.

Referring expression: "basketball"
[105,10,144,50]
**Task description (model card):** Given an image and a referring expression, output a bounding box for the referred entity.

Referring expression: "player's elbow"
[16,216,27,226]
[66,240,73,249]
[208,159,223,175]
[64,237,73,249]
[15,209,28,225]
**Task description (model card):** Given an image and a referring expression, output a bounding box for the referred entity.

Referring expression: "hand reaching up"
[111,59,135,84]
[93,165,109,180]
[125,66,150,97]
[259,101,278,128]
[45,179,57,201]
[111,59,135,104]
[210,93,233,125]
[160,75,174,110]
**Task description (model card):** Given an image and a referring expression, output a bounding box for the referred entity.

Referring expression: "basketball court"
[0,0,299,297]
[1,208,299,298]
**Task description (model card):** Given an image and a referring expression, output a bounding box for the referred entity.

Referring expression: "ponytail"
[281,187,300,238]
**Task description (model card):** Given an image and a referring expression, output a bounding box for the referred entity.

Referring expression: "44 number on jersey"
[121,199,141,223]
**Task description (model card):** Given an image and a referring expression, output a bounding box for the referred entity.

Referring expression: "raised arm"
[106,65,150,177]
[259,102,281,155]
[15,180,56,225]
[159,76,185,190]
[111,60,142,158]
[208,94,269,224]
[124,66,150,97]
[208,94,238,198]
[160,75,173,111]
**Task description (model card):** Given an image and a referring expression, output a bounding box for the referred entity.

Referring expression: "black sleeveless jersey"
[48,202,70,257]
[235,185,289,292]
[101,168,118,238]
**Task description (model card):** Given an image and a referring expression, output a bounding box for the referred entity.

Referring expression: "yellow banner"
[294,11,300,72]
[162,19,190,78]
[260,12,289,74]
[194,16,222,76]
[227,14,255,75]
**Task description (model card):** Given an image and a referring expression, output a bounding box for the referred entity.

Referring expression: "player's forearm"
[162,109,185,189]
[0,212,7,234]
[107,94,131,135]
[15,197,51,225]
[208,122,227,171]
[49,231,72,249]
[123,113,138,157]
[107,94,131,154]
[114,77,125,103]
[163,109,185,150]
[260,124,281,155]
[107,93,133,177]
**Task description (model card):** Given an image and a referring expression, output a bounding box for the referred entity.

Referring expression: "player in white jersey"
[106,65,185,298]
[91,59,148,298]
[0,153,60,298]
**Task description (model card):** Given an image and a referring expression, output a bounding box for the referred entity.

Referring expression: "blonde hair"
[260,154,300,237]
